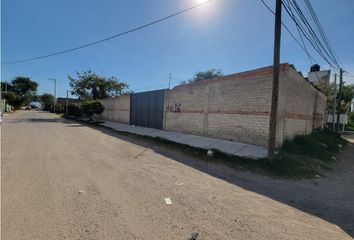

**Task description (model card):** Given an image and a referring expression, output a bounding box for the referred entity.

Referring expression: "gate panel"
[130,89,166,129]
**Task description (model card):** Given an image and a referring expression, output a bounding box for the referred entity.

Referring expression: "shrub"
[67,103,81,117]
[81,100,104,118]
[54,103,65,114]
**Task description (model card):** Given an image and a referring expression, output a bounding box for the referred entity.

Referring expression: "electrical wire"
[260,0,318,63]
[2,0,215,65]
[282,0,339,70]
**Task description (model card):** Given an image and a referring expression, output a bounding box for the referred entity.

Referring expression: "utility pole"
[48,78,57,112]
[168,73,172,89]
[65,90,69,116]
[336,68,343,132]
[332,73,337,132]
[267,0,282,160]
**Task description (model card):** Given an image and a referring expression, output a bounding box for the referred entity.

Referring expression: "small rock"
[315,174,321,178]
[331,156,336,161]
[207,150,214,157]
[189,232,199,240]
[338,144,343,148]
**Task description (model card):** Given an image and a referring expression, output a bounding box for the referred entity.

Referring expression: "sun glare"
[196,0,209,4]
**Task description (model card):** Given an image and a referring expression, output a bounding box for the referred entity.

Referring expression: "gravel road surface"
[2,111,353,239]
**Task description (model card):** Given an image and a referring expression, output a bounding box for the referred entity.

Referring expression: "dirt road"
[2,111,353,239]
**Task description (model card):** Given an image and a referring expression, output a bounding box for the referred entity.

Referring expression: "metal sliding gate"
[130,89,166,130]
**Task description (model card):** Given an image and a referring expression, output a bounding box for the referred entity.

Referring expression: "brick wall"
[95,95,130,124]
[276,65,327,145]
[164,66,274,146]
[164,64,327,147]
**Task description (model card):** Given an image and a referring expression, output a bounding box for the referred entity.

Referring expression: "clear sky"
[1,0,354,98]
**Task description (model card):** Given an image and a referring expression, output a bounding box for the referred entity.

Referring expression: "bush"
[54,103,65,114]
[81,100,104,118]
[67,103,81,117]
[345,112,354,131]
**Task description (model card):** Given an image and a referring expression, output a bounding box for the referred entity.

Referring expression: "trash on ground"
[207,150,214,157]
[78,190,85,194]
[188,232,199,240]
[175,182,184,186]
[164,197,172,205]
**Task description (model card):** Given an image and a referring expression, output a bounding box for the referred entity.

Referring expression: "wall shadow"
[30,115,351,237]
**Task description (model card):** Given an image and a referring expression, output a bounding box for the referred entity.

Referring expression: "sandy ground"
[1,111,353,240]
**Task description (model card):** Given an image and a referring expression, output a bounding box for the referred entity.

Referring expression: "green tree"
[179,69,223,85]
[68,70,129,100]
[2,92,26,109]
[1,82,14,92]
[39,93,55,111]
[3,77,39,108]
[11,77,38,96]
[81,100,104,119]
[316,82,354,114]
[315,81,334,112]
[339,84,354,106]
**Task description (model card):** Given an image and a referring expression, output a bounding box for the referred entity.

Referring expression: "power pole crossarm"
[268,0,282,160]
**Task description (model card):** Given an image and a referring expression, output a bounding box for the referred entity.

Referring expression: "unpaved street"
[2,111,353,239]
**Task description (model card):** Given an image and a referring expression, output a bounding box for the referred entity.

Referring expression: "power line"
[2,0,215,65]
[303,0,343,67]
[119,0,248,75]
[281,0,340,70]
[349,0,354,17]
[260,0,318,63]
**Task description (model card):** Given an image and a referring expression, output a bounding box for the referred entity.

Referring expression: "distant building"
[307,64,331,83]
[56,97,80,106]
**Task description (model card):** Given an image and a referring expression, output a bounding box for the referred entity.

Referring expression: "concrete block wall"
[164,66,275,146]
[164,64,327,147]
[276,65,327,144]
[95,95,130,124]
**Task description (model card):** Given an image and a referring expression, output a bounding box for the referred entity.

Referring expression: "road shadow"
[59,117,353,237]
[75,119,354,237]
[6,118,65,123]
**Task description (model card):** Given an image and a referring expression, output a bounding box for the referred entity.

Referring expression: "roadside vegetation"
[77,116,349,179]
[1,77,38,110]
[345,112,354,131]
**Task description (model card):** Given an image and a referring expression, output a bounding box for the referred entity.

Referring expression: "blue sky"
[2,0,354,98]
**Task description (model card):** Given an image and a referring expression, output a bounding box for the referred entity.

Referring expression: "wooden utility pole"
[336,68,343,132]
[267,0,282,160]
[332,73,337,132]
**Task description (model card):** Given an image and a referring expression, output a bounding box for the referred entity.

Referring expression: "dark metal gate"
[130,89,166,129]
